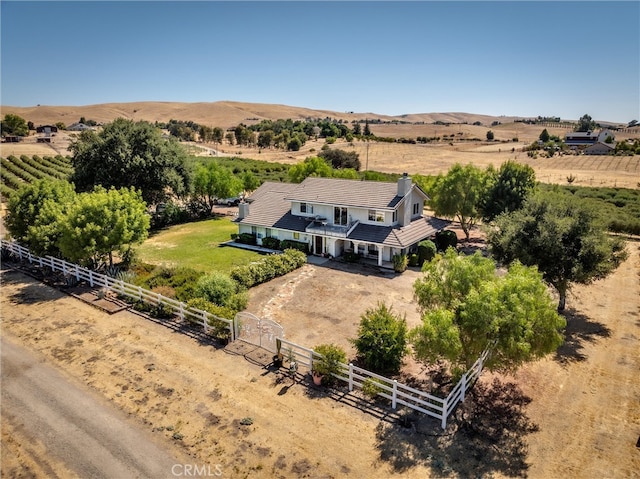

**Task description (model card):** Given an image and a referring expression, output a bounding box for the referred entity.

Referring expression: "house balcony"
[305,219,359,238]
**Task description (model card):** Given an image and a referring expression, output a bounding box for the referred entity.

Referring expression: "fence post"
[88,270,94,287]
[309,350,314,370]
[202,311,208,333]
[348,363,354,392]
[178,302,185,321]
[75,264,80,281]
[461,373,467,402]
[392,380,398,409]
[441,399,448,430]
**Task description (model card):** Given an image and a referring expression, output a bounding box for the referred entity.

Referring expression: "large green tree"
[57,186,150,268]
[288,157,333,183]
[481,161,536,222]
[576,113,597,132]
[5,179,76,256]
[486,191,627,311]
[1,113,29,137]
[428,163,488,240]
[319,148,361,171]
[192,162,243,209]
[411,249,565,375]
[69,118,192,204]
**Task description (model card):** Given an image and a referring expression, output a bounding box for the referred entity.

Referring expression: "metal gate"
[234,312,284,353]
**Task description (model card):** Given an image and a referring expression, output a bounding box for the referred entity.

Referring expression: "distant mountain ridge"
[2,101,529,129]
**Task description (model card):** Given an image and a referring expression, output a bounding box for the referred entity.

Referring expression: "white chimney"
[397,172,412,197]
[238,202,250,220]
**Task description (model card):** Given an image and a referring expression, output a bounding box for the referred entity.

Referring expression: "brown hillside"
[2,101,525,130]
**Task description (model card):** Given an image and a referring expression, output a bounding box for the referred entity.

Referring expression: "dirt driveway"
[1,239,639,478]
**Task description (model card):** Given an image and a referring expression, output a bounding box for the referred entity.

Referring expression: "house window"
[293,232,300,240]
[368,210,384,222]
[412,203,420,215]
[393,211,398,222]
[300,203,313,214]
[334,207,348,226]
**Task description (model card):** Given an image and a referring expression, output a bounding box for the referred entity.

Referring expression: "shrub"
[313,343,347,386]
[351,302,408,374]
[280,239,309,253]
[343,251,361,263]
[261,236,280,250]
[392,253,408,273]
[186,298,234,340]
[195,271,238,306]
[417,239,437,264]
[236,232,257,245]
[229,249,307,289]
[435,230,458,252]
[408,253,420,267]
[362,378,387,399]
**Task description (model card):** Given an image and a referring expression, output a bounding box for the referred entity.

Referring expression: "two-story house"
[236,174,450,266]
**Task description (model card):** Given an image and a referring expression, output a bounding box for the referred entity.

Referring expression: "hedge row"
[230,249,307,289]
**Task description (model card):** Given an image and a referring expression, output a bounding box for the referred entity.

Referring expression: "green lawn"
[135,217,260,273]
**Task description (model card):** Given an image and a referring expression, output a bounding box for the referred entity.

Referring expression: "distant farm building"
[36,125,58,143]
[565,129,615,147]
[584,142,616,155]
[67,122,95,131]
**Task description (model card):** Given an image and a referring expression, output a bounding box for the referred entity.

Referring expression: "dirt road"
[1,335,199,478]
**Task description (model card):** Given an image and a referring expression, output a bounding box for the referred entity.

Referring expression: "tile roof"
[238,182,301,229]
[284,177,416,210]
[349,217,451,248]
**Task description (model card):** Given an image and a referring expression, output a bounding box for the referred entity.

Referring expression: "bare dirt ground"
[2,231,639,478]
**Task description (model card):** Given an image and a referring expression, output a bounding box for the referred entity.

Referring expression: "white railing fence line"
[279,336,489,429]
[1,240,234,341]
[3,239,489,429]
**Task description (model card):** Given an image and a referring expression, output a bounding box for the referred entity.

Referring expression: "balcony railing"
[305,219,359,238]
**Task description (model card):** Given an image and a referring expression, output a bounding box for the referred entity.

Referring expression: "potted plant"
[312,343,347,387]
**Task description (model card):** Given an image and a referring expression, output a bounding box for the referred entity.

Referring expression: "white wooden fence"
[2,239,489,429]
[1,240,234,340]
[279,337,490,429]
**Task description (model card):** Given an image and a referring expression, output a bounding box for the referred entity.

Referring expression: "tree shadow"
[555,308,611,364]
[1,268,65,304]
[375,377,537,477]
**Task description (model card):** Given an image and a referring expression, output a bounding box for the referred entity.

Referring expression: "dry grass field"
[4,101,637,188]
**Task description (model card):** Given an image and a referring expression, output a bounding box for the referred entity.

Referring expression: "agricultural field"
[0,154,72,199]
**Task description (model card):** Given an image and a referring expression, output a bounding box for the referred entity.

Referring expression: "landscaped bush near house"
[235,232,257,245]
[195,271,239,307]
[417,239,437,265]
[261,236,280,250]
[408,253,420,267]
[229,249,307,289]
[435,230,458,252]
[280,239,309,253]
[392,253,408,272]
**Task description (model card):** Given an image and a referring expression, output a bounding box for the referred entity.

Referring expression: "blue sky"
[2,1,638,122]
